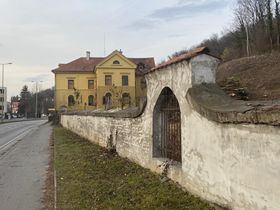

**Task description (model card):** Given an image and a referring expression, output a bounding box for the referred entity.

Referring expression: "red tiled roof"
[52,56,155,74]
[130,58,156,75]
[147,47,215,74]
[52,57,104,73]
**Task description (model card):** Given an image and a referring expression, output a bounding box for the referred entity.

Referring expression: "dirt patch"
[42,130,55,210]
[217,53,280,100]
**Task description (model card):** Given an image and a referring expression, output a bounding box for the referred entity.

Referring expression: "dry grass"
[53,126,215,210]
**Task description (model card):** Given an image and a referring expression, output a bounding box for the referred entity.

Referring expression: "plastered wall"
[61,55,280,210]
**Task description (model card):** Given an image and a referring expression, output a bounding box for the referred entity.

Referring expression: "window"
[88,80,94,89]
[103,92,112,105]
[122,75,128,86]
[140,77,146,89]
[68,95,75,106]
[0,105,3,111]
[68,80,74,89]
[88,95,94,106]
[0,89,4,94]
[0,97,3,102]
[105,75,112,86]
[122,93,130,104]
[113,60,120,65]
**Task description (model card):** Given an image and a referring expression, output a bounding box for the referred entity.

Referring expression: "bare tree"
[234,0,255,56]
[266,0,274,50]
[276,0,280,48]
[171,0,280,61]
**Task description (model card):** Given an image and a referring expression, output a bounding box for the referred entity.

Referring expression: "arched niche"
[153,87,182,163]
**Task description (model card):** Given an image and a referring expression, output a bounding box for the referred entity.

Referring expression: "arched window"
[153,87,181,163]
[122,93,130,104]
[113,60,120,65]
[68,95,75,106]
[88,95,94,106]
[103,92,112,105]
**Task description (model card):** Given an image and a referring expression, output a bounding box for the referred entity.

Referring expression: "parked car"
[12,114,18,118]
[17,114,24,118]
[5,113,11,119]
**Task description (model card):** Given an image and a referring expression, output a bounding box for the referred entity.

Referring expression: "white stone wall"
[190,54,218,85]
[61,55,280,210]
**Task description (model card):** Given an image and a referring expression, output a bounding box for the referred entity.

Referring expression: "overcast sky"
[0,0,235,100]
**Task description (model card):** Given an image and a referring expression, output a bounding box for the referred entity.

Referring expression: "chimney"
[86,51,90,60]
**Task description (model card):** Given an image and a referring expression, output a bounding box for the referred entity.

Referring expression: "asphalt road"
[0,120,51,210]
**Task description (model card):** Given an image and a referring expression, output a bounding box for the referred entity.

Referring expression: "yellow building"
[52,50,155,111]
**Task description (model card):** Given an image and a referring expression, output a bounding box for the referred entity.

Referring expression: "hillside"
[217,53,280,100]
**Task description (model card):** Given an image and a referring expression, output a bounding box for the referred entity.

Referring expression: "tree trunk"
[245,24,250,56]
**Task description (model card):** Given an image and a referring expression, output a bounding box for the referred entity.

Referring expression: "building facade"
[52,50,155,111]
[11,96,20,114]
[0,87,7,115]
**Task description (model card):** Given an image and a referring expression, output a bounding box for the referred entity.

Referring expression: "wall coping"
[187,84,280,126]
[62,83,280,126]
[61,98,147,118]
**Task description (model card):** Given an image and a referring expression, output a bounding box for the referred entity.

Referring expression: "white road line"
[0,127,34,152]
[54,169,57,210]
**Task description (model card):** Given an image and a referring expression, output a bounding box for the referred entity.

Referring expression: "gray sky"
[0,0,235,100]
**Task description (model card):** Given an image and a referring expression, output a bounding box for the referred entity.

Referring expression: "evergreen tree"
[18,85,31,117]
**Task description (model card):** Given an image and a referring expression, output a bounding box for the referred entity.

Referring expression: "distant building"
[0,87,7,115]
[7,102,11,113]
[52,50,155,111]
[11,96,20,114]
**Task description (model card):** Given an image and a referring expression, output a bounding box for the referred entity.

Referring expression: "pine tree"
[18,85,31,117]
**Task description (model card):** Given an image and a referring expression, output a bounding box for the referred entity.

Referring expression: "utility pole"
[1,63,12,122]
[32,81,43,118]
[24,90,27,118]
[35,82,38,118]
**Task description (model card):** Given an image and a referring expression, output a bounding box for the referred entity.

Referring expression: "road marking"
[54,169,57,210]
[0,127,34,152]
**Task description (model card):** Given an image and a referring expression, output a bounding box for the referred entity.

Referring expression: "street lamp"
[31,80,43,118]
[1,62,12,122]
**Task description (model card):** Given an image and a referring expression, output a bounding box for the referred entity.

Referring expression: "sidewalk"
[0,123,51,210]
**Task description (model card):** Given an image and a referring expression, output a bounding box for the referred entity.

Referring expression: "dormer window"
[137,63,145,72]
[113,60,120,65]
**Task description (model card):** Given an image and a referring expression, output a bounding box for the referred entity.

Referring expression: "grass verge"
[43,131,55,210]
[54,126,215,210]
